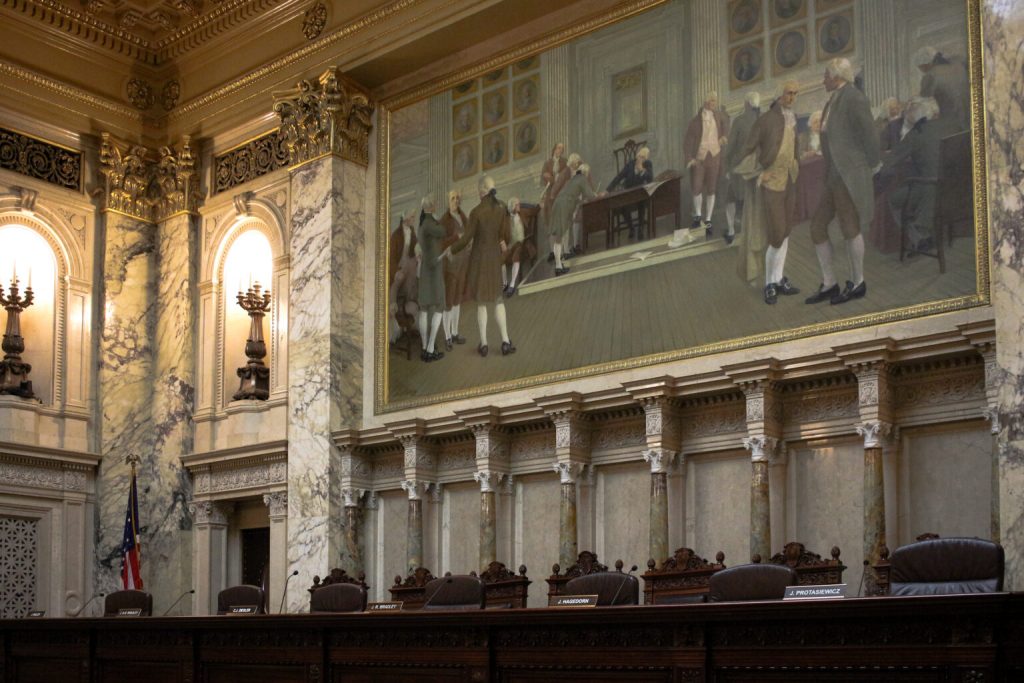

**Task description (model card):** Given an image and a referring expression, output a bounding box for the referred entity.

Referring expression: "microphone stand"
[608,565,638,606]
[72,592,105,617]
[421,577,453,610]
[858,560,870,597]
[162,589,195,616]
[278,570,299,614]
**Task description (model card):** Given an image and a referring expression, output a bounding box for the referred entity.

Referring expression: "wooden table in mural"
[580,174,682,252]
[2,593,1021,682]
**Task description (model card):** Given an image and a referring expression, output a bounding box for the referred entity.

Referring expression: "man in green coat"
[441,176,516,357]
[416,195,446,362]
[805,57,880,306]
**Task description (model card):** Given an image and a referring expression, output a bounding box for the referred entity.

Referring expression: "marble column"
[275,68,373,611]
[689,0,724,109]
[744,436,776,561]
[857,420,892,576]
[401,479,426,572]
[263,491,288,613]
[643,449,676,568]
[341,488,364,576]
[190,500,231,615]
[473,470,501,570]
[554,462,582,567]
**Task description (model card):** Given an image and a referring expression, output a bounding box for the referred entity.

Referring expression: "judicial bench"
[3,593,1022,683]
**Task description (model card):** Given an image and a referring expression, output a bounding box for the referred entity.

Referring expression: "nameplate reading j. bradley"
[366,601,403,612]
[783,584,848,600]
[552,595,599,608]
[117,608,143,617]
[227,605,259,614]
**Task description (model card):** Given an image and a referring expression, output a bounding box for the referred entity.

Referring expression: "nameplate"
[366,601,403,612]
[26,610,45,618]
[783,584,848,600]
[117,608,143,617]
[227,605,259,614]
[551,595,599,608]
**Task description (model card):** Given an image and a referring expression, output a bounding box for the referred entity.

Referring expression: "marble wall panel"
[985,0,1024,591]
[596,461,649,569]
[690,452,749,566]
[788,441,864,595]
[516,472,559,607]
[442,481,478,574]
[379,490,407,585]
[901,425,991,545]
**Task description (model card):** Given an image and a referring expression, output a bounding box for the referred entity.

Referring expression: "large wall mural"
[376,0,986,411]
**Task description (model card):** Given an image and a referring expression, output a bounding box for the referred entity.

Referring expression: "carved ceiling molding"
[0,60,142,122]
[273,66,374,167]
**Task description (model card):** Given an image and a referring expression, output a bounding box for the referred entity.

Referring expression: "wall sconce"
[0,271,35,398]
[233,281,271,401]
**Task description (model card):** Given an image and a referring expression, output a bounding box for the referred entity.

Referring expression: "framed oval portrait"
[482,128,508,170]
[452,100,477,140]
[513,75,540,116]
[728,0,762,42]
[730,40,764,89]
[770,0,806,28]
[452,139,478,180]
[513,56,539,74]
[772,27,808,74]
[482,67,506,85]
[513,118,540,160]
[817,10,854,59]
[451,79,477,99]
[482,87,508,129]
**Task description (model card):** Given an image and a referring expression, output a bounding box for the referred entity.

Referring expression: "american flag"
[120,466,143,590]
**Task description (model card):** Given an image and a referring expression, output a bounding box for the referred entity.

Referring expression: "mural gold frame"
[374,0,990,414]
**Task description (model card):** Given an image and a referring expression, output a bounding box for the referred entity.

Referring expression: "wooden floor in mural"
[387,226,977,401]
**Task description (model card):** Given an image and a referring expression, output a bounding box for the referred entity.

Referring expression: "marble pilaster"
[474,470,501,570]
[984,0,1024,590]
[458,409,512,570]
[856,419,894,584]
[537,394,592,568]
[643,449,676,568]
[743,436,777,561]
[401,479,428,572]
[276,67,372,611]
[263,491,288,613]
[961,323,1002,543]
[337,430,371,575]
[554,462,582,568]
[189,500,231,615]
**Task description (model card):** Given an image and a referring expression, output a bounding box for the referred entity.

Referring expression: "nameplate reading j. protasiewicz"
[783,584,848,600]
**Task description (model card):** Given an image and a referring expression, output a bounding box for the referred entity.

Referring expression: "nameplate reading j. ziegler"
[228,605,259,614]
[366,601,403,612]
[117,608,143,617]
[783,584,848,600]
[552,595,599,608]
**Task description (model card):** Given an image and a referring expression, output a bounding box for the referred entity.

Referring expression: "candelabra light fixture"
[0,271,35,398]
[233,281,272,401]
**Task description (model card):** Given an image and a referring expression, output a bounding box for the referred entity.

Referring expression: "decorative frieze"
[213,131,289,195]
[272,66,374,167]
[0,460,89,492]
[191,456,287,495]
[0,127,82,191]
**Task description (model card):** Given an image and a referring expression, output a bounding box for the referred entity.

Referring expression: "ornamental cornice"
[272,66,374,167]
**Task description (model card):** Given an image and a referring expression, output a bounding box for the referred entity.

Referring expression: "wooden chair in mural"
[754,542,847,586]
[609,138,649,245]
[641,547,727,604]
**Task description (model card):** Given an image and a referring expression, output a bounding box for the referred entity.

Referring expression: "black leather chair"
[103,589,153,617]
[564,569,639,606]
[421,574,485,610]
[310,582,368,613]
[707,563,796,602]
[217,585,266,614]
[889,537,1004,596]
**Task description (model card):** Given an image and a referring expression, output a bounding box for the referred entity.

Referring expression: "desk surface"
[4,593,1022,682]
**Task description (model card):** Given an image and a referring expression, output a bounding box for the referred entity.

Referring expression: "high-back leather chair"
[421,574,485,610]
[103,589,153,616]
[707,563,796,602]
[565,569,639,606]
[310,582,368,613]
[889,537,1004,596]
[217,585,266,614]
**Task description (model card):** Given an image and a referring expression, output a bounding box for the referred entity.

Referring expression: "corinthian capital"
[153,135,200,220]
[98,132,153,220]
[273,66,374,167]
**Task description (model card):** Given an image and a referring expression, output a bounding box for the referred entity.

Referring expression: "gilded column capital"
[273,66,374,168]
[153,135,200,221]
[98,132,154,221]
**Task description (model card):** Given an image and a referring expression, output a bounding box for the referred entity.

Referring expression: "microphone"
[162,589,195,616]
[609,565,638,606]
[422,577,453,610]
[72,592,105,617]
[278,570,299,614]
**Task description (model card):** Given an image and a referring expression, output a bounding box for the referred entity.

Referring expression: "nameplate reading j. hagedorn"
[227,605,259,614]
[551,595,599,608]
[366,601,403,612]
[783,584,848,600]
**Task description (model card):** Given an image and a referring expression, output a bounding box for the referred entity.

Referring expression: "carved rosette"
[272,66,374,167]
[855,420,894,449]
[262,491,288,517]
[189,500,231,526]
[302,1,328,40]
[153,136,199,220]
[742,435,778,463]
